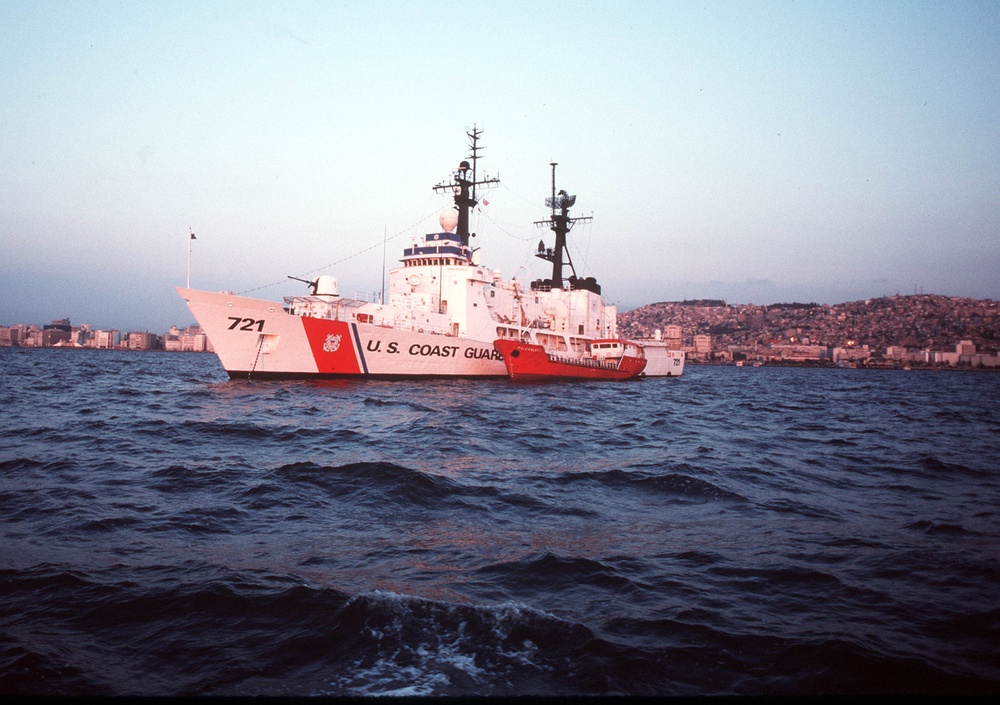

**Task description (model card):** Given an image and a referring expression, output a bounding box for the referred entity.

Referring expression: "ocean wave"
[0,458,75,474]
[903,520,978,536]
[321,589,665,696]
[554,467,747,503]
[270,461,460,504]
[476,552,643,595]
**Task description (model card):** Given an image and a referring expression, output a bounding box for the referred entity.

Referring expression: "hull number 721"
[228,317,265,331]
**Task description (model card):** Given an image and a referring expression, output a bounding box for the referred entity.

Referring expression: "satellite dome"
[439,207,458,233]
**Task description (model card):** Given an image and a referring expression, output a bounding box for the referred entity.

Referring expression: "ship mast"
[432,125,499,247]
[534,163,595,292]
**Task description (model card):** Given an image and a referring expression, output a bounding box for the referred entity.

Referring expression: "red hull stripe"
[300,317,363,375]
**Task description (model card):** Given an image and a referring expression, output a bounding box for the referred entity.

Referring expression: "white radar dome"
[314,275,340,297]
[439,207,459,233]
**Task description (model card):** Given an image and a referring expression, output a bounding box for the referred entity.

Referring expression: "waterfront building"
[181,331,208,352]
[931,351,961,366]
[0,326,22,347]
[833,345,871,364]
[94,330,121,349]
[770,344,832,361]
[126,332,159,350]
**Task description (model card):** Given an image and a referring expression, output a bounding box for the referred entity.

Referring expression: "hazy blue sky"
[2,0,998,331]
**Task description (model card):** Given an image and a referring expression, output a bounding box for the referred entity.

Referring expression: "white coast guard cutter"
[178,127,635,380]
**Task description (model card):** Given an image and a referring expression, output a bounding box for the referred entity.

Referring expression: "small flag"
[190,231,197,240]
[482,199,489,206]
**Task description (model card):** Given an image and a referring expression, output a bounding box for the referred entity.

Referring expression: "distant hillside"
[619,295,1000,352]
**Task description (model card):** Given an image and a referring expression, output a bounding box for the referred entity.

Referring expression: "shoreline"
[3,346,997,372]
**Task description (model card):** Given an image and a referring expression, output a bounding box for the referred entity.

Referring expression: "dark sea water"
[1,347,999,697]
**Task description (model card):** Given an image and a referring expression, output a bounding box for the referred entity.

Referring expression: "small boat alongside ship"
[634,330,686,377]
[178,127,684,381]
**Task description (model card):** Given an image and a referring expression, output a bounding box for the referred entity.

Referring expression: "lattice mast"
[534,162,593,290]
[432,125,499,247]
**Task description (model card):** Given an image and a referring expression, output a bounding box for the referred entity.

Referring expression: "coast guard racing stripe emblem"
[323,334,342,352]
[300,318,363,375]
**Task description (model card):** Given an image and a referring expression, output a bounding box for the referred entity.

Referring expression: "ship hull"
[178,287,507,379]
[492,339,646,382]
[639,344,686,377]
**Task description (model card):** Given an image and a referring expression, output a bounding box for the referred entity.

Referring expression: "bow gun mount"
[532,163,599,294]
[287,275,318,294]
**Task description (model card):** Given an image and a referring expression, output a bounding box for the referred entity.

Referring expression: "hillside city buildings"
[0,320,211,353]
[2,294,998,369]
[619,295,1000,369]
